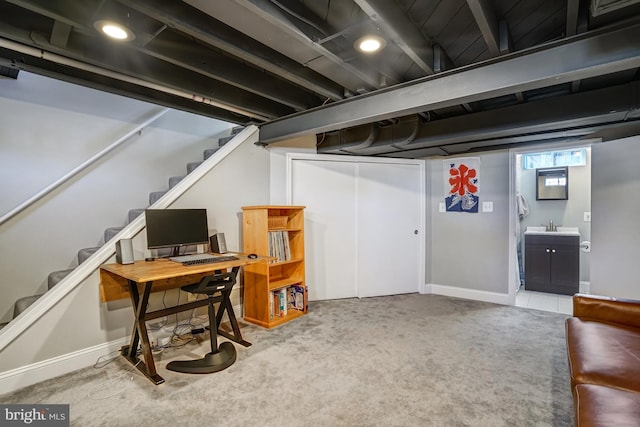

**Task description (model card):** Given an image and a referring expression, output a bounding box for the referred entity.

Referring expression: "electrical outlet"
[482,201,493,212]
[148,332,158,348]
[439,202,446,213]
[584,212,591,222]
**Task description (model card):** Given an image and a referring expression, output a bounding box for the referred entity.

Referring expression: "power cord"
[87,354,142,400]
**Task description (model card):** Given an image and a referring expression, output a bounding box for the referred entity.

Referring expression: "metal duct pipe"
[339,123,379,154]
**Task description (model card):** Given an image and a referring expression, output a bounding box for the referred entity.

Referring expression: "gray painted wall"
[518,149,591,282]
[0,72,233,322]
[427,151,511,294]
[591,136,640,299]
[0,132,270,374]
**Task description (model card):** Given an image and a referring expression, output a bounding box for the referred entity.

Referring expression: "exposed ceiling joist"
[230,0,382,90]
[466,0,500,56]
[259,23,640,144]
[121,0,344,101]
[566,0,581,36]
[140,31,317,111]
[50,21,71,48]
[354,0,435,75]
[2,0,639,159]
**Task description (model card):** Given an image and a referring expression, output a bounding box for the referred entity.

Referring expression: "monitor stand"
[172,246,181,257]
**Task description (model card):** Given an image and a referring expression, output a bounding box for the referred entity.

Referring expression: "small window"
[522,148,586,170]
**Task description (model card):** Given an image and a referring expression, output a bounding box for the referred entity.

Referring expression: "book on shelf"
[268,230,291,262]
[270,288,288,317]
[287,285,305,311]
[280,288,287,316]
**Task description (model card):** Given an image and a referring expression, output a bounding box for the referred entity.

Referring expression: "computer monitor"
[144,209,209,256]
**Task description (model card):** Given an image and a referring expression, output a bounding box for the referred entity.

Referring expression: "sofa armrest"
[573,293,640,328]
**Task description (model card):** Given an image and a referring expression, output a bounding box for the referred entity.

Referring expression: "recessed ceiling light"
[355,35,386,53]
[94,20,135,42]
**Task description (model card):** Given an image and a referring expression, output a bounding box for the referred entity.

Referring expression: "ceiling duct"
[337,123,379,154]
[0,65,18,79]
[317,81,640,157]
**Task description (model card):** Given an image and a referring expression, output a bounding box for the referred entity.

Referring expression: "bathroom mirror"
[536,167,568,200]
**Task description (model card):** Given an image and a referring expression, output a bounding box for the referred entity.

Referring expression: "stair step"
[14,294,43,318]
[218,135,234,146]
[78,247,99,264]
[0,322,8,330]
[104,227,123,242]
[128,208,145,224]
[231,126,244,135]
[186,162,202,174]
[168,176,184,188]
[203,148,219,160]
[48,269,74,290]
[149,191,166,205]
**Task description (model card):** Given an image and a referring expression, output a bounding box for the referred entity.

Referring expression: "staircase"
[0,129,242,330]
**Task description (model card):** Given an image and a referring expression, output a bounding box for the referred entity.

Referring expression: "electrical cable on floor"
[89,288,209,396]
[87,359,142,400]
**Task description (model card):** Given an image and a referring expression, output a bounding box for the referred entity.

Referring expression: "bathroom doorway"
[510,143,592,314]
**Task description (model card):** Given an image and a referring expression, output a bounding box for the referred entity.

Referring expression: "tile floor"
[515,283,590,315]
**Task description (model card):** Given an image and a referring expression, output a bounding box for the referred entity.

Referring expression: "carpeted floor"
[0,294,573,426]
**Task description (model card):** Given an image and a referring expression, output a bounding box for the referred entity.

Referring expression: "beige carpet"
[0,294,573,426]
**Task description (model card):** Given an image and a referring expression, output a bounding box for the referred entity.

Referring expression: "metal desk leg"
[215,266,252,347]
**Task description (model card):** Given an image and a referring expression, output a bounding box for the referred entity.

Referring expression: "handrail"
[0,108,169,227]
[0,125,259,352]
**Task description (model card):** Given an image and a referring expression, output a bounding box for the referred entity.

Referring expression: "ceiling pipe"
[0,37,269,121]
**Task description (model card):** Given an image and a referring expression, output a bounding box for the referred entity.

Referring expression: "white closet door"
[356,162,422,297]
[291,159,358,300]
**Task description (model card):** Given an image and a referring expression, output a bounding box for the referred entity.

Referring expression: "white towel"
[517,193,529,220]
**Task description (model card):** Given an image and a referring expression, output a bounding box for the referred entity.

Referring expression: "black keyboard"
[170,254,240,266]
[182,256,239,266]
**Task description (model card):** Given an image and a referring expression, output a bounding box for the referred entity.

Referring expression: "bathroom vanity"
[524,227,580,295]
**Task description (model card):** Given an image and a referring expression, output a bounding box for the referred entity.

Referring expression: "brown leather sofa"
[565,294,640,426]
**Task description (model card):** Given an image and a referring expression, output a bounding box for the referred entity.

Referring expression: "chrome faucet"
[542,220,558,232]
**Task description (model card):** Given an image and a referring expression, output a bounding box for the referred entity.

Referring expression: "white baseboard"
[0,337,128,395]
[423,283,511,305]
[0,301,245,395]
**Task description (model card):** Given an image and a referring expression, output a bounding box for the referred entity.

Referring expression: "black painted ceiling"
[1,0,639,157]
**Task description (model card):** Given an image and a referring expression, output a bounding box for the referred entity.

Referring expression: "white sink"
[525,226,580,236]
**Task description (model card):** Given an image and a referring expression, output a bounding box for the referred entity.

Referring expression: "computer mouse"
[248,253,258,259]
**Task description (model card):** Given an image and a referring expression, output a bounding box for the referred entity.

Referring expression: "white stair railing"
[0,125,258,351]
[0,108,169,227]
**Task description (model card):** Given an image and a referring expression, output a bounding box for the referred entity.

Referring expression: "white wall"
[268,135,317,204]
[0,72,234,322]
[591,136,640,299]
[0,130,270,384]
[426,151,511,302]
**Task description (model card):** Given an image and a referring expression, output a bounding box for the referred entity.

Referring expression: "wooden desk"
[100,254,268,385]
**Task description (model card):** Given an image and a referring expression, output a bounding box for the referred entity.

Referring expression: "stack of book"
[270,285,305,318]
[268,230,291,262]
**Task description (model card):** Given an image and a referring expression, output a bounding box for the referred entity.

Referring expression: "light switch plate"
[482,201,493,212]
[584,211,591,222]
[439,202,446,213]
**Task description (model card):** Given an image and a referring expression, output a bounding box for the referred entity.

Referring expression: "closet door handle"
[551,249,556,253]
[546,249,550,253]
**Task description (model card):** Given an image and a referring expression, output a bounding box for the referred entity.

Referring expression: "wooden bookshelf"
[242,206,307,328]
